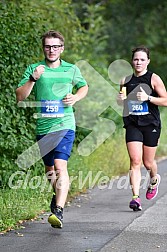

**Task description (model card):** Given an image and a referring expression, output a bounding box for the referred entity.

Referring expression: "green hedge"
[0,0,85,187]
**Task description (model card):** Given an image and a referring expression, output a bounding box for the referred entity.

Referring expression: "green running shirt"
[18,59,87,135]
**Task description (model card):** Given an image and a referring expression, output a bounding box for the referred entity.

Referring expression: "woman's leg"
[127,141,143,197]
[143,145,160,200]
[143,145,157,178]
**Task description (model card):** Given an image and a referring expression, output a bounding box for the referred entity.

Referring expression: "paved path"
[1,159,167,252]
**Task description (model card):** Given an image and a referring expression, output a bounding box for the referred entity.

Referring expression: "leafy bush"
[0,2,42,187]
[0,0,86,187]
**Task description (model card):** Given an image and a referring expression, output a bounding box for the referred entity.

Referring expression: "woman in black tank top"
[117,45,167,211]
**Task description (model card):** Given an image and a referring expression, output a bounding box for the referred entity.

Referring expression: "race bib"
[128,100,149,115]
[41,100,64,118]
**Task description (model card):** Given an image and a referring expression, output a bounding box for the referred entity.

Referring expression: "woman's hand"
[117,92,126,101]
[137,87,149,101]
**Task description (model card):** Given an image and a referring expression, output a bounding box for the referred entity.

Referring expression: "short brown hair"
[132,45,150,59]
[41,30,65,46]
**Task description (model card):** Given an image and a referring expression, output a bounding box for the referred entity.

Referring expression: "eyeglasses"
[44,45,63,51]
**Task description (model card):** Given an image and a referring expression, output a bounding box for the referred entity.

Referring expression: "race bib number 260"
[128,100,149,115]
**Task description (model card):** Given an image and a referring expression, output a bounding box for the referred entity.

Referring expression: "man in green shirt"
[16,30,88,228]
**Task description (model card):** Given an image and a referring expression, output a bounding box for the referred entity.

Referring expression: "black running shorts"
[125,124,161,147]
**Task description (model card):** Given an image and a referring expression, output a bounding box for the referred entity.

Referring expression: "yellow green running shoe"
[48,207,63,228]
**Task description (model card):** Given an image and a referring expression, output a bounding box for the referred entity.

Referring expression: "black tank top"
[123,71,161,128]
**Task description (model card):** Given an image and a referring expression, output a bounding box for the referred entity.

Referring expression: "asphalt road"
[1,158,167,252]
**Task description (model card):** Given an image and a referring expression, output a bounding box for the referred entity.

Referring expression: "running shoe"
[48,207,63,228]
[50,193,56,213]
[146,174,161,200]
[129,197,142,211]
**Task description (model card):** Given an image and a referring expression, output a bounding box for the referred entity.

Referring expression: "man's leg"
[54,159,69,208]
[46,159,69,228]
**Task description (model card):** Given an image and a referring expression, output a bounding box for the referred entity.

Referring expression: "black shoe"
[50,194,56,213]
[48,207,63,228]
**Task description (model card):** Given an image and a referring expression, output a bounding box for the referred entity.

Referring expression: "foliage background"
[0,0,87,187]
[1,0,167,231]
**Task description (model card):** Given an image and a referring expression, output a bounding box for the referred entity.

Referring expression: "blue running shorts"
[36,129,75,166]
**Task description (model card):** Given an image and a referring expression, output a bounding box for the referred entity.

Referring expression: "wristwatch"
[29,74,37,82]
[148,95,151,101]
